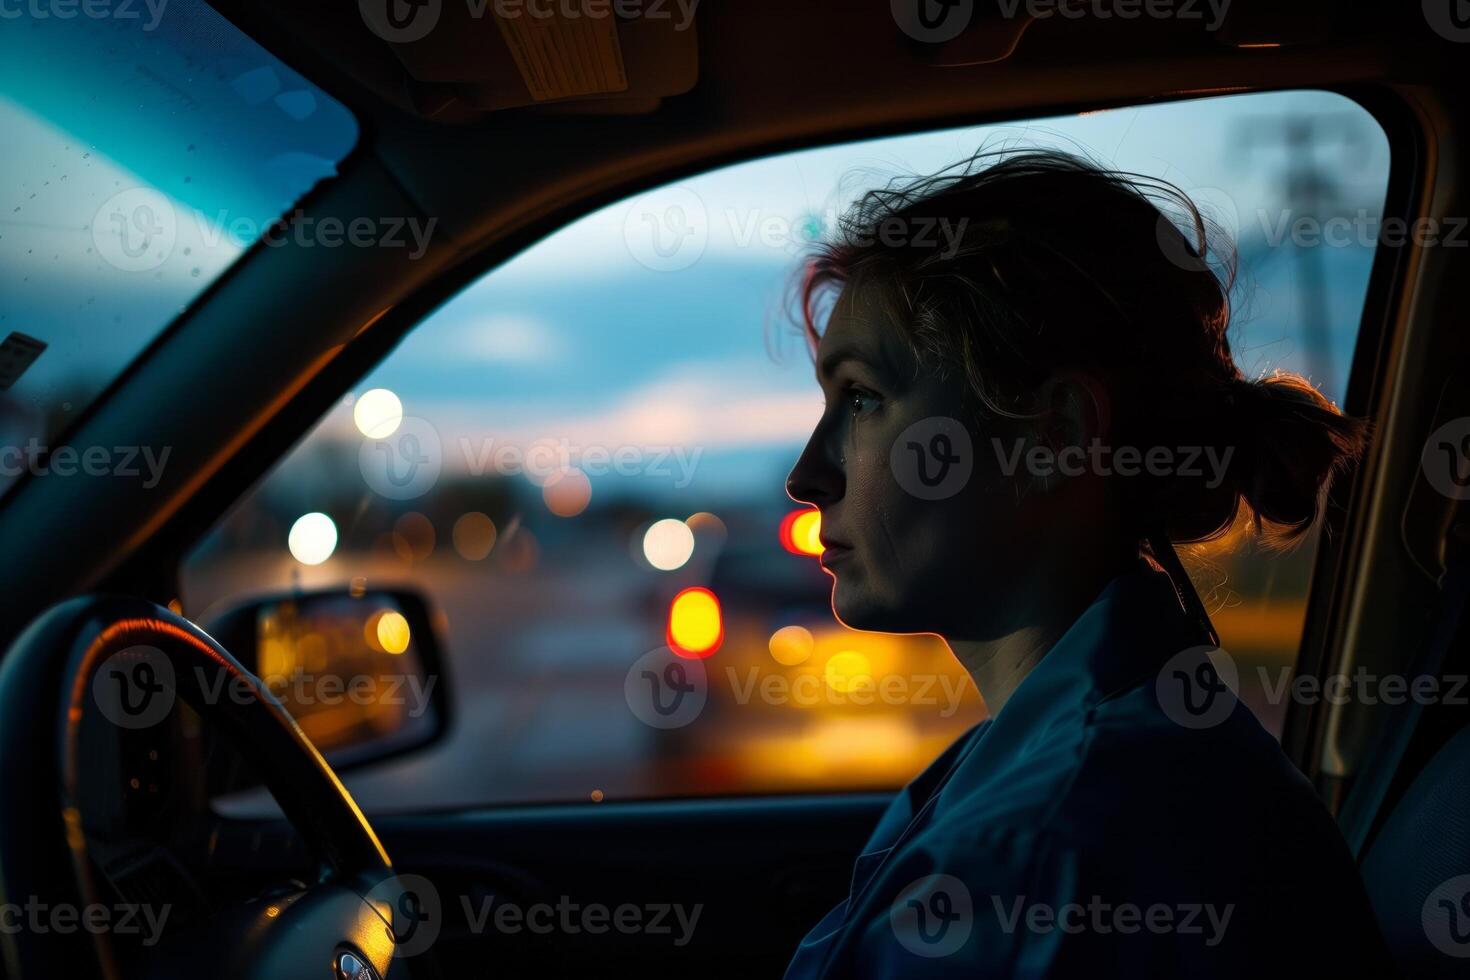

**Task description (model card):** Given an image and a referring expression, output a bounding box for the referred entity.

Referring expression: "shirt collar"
[955,558,1209,779]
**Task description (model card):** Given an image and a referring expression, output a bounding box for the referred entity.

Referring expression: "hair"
[796,148,1367,547]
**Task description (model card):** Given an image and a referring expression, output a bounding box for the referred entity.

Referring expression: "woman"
[782,151,1391,977]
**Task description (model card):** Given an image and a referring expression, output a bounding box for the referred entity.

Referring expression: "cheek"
[839,452,890,535]
[844,448,987,577]
[840,406,1024,565]
[887,471,1028,584]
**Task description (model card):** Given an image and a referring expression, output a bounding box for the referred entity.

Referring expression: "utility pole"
[1232,112,1370,389]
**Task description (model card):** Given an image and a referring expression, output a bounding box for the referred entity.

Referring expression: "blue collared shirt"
[785,560,1391,978]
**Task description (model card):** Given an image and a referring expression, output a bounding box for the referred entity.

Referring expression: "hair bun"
[1219,372,1368,546]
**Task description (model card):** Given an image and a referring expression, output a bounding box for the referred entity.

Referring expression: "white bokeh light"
[353,388,403,439]
[642,518,695,571]
[288,512,338,566]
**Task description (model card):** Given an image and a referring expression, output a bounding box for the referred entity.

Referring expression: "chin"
[830,579,920,635]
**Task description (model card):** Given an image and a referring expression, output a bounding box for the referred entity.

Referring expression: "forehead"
[817,280,916,374]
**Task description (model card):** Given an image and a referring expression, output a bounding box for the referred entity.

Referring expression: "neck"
[947,539,1136,717]
[948,622,1071,718]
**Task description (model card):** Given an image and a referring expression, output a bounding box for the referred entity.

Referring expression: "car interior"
[1,0,1469,977]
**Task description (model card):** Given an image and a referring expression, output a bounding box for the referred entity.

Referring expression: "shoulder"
[859,689,1388,975]
[933,681,1332,860]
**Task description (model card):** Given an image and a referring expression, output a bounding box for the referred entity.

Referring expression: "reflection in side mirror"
[201,588,449,770]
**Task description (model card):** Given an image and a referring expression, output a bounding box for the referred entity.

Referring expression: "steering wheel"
[0,596,415,979]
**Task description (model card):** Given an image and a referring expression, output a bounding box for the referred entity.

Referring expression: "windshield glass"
[0,0,358,498]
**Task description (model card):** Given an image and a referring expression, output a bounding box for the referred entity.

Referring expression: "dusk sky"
[321,89,1389,501]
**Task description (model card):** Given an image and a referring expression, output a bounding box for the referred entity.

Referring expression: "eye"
[845,385,882,417]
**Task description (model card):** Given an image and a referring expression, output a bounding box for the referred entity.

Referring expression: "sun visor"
[363,1,699,113]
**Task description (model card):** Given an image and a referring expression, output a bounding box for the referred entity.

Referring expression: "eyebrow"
[817,343,881,382]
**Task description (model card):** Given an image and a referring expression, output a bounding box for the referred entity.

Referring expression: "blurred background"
[172,89,1391,813]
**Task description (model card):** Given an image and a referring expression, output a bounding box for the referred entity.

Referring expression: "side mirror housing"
[200,587,450,771]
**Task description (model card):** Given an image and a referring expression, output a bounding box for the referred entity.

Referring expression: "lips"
[818,538,853,567]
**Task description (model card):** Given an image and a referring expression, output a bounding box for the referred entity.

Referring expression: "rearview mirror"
[200,588,449,770]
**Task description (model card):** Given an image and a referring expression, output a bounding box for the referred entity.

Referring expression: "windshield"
[0,0,358,498]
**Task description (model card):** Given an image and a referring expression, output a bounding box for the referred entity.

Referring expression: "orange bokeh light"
[780,509,824,556]
[543,468,592,518]
[667,587,723,659]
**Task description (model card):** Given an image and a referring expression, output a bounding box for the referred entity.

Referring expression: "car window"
[182,89,1390,814]
[0,0,358,500]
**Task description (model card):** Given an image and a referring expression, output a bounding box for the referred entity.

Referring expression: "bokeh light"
[768,625,815,666]
[376,610,411,654]
[780,508,824,556]
[686,511,728,550]
[824,651,873,694]
[353,388,403,438]
[453,512,498,560]
[668,587,723,658]
[543,468,592,517]
[287,513,337,566]
[392,512,436,564]
[643,518,695,571]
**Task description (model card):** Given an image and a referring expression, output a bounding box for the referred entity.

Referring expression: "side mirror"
[200,587,450,770]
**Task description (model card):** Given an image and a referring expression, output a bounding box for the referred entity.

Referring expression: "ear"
[1037,370,1111,450]
[1025,370,1112,493]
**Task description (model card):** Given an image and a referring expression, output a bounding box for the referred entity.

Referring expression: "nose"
[786,417,843,507]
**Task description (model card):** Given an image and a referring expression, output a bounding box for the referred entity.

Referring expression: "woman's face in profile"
[787,283,1038,639]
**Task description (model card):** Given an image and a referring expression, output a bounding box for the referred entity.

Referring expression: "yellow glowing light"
[824,651,873,694]
[781,509,824,556]
[353,388,403,438]
[643,518,695,571]
[795,512,822,553]
[363,613,384,653]
[769,625,815,666]
[544,468,592,518]
[453,512,498,560]
[668,587,723,657]
[287,513,337,566]
[807,716,920,769]
[376,610,411,654]
[729,717,924,787]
